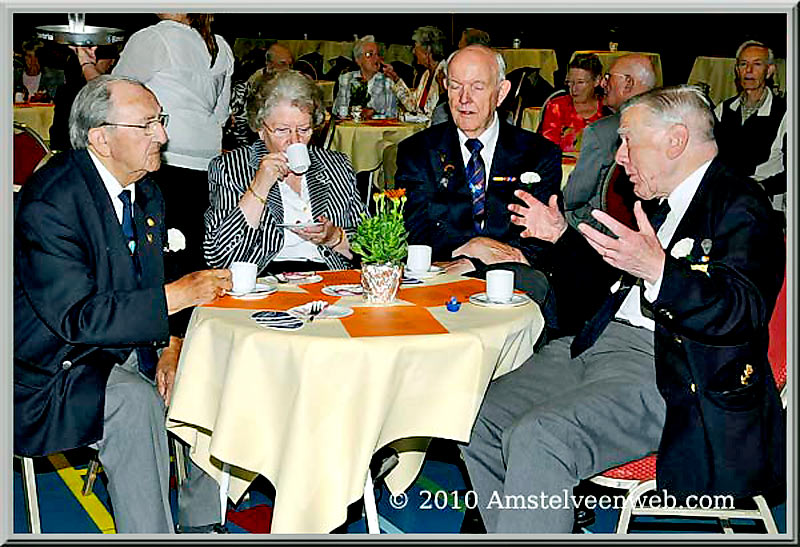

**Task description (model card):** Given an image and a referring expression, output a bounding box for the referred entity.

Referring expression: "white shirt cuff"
[643,267,665,302]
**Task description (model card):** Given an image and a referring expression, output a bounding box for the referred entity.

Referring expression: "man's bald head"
[267,43,293,73]
[602,54,657,112]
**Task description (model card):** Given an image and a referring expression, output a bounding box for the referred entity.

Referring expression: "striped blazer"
[204,140,365,272]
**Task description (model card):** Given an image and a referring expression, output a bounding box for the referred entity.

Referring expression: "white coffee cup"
[486,269,515,303]
[407,244,432,273]
[286,143,311,174]
[230,261,258,294]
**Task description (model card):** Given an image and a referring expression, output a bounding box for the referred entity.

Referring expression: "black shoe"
[460,506,486,534]
[177,523,230,533]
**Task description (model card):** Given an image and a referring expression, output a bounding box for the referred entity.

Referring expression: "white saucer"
[264,273,323,285]
[468,292,531,308]
[404,265,444,279]
[288,303,354,320]
[276,222,324,229]
[321,284,363,297]
[229,283,277,299]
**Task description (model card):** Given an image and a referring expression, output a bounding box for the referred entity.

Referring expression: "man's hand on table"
[156,336,183,406]
[164,269,232,315]
[453,237,529,266]
[437,258,475,276]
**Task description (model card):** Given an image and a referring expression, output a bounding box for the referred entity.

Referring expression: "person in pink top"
[539,53,609,153]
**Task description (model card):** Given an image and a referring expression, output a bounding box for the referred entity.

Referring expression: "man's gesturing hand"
[508,191,567,243]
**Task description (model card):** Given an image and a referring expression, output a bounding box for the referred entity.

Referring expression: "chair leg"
[753,495,779,534]
[616,479,656,534]
[363,468,380,534]
[82,455,101,496]
[171,436,187,488]
[19,456,42,533]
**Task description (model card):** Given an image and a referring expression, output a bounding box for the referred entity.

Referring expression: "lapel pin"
[146,233,154,244]
[146,217,156,227]
[492,176,517,182]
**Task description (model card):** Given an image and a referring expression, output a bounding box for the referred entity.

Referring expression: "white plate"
[288,303,354,320]
[264,273,323,285]
[229,283,277,299]
[321,284,363,297]
[404,265,445,279]
[468,292,531,308]
[276,222,324,229]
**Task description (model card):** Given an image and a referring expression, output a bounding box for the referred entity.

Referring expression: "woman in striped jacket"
[204,70,364,274]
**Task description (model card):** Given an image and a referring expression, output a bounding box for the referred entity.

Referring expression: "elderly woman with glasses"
[204,70,364,275]
[539,53,609,153]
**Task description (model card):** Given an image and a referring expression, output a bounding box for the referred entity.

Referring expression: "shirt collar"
[730,87,774,116]
[88,148,135,205]
[665,159,712,221]
[456,112,500,151]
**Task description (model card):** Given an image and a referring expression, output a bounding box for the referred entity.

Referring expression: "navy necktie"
[118,190,157,380]
[465,138,486,232]
[570,200,671,358]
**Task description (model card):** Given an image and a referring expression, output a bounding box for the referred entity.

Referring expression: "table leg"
[219,463,231,524]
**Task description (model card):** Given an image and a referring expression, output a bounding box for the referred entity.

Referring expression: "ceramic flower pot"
[361,262,402,304]
[350,105,363,123]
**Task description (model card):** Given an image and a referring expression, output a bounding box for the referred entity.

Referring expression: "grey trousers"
[94,353,222,533]
[461,321,667,533]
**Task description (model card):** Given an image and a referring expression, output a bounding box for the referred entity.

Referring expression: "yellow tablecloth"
[14,103,55,143]
[330,119,427,174]
[570,50,664,87]
[316,80,335,107]
[496,48,558,87]
[520,106,542,132]
[687,56,786,107]
[166,271,543,533]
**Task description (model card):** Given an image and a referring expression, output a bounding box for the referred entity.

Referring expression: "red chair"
[14,122,51,187]
[590,270,788,534]
[600,161,638,230]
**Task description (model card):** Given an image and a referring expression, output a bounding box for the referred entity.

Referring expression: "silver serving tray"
[36,24,125,46]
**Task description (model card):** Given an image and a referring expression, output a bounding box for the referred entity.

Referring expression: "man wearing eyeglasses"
[714,40,786,226]
[563,54,656,233]
[332,35,398,119]
[14,75,232,533]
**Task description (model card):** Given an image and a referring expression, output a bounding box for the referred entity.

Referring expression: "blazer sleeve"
[394,137,438,248]
[16,196,169,346]
[203,153,283,271]
[564,121,615,232]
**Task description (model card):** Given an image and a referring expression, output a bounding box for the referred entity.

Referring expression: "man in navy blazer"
[396,45,562,273]
[462,86,785,532]
[14,75,232,533]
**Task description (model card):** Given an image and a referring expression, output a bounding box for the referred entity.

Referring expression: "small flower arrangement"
[350,189,408,265]
[670,237,712,275]
[350,77,371,108]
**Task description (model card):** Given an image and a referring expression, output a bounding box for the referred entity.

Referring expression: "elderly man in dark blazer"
[395,45,562,274]
[461,85,785,533]
[14,75,232,533]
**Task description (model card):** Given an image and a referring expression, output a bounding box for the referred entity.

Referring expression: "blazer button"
[673,336,682,344]
[61,360,72,370]
[690,383,696,393]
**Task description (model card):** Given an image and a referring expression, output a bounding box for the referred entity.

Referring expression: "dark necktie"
[465,138,486,232]
[118,190,158,380]
[570,199,671,358]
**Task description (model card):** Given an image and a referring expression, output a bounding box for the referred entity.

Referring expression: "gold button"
[690,383,696,393]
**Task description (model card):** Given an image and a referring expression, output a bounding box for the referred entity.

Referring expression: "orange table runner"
[341,305,448,337]
[399,278,485,308]
[205,291,338,311]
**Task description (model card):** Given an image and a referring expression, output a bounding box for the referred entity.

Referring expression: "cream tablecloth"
[570,50,664,87]
[496,48,558,87]
[687,56,786,107]
[330,119,427,174]
[166,271,543,533]
[14,103,55,142]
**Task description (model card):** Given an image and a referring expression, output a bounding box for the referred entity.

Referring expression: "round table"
[496,48,559,87]
[329,119,427,174]
[166,269,543,533]
[13,103,55,143]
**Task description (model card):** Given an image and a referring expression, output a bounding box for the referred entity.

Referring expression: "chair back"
[537,89,568,132]
[294,58,318,81]
[599,161,638,230]
[14,122,50,186]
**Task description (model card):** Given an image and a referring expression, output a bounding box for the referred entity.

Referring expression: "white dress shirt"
[88,149,134,225]
[273,177,325,263]
[614,159,712,330]
[456,112,500,192]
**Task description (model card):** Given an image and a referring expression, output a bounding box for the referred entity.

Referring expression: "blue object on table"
[446,296,461,312]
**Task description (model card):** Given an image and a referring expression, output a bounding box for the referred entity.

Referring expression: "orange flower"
[384,188,406,199]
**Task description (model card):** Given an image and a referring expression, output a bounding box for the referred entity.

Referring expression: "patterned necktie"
[118,190,157,380]
[465,138,486,232]
[570,199,671,358]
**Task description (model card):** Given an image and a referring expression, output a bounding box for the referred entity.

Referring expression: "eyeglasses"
[565,79,591,87]
[603,72,632,85]
[101,113,169,136]
[263,124,313,139]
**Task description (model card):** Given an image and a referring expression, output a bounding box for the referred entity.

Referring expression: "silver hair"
[620,84,716,142]
[411,26,446,60]
[247,69,324,131]
[353,34,378,60]
[444,45,507,86]
[735,39,775,65]
[68,74,148,149]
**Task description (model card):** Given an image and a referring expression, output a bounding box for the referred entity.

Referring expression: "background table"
[570,50,664,87]
[496,48,558,87]
[13,103,55,143]
[329,119,427,174]
[166,270,543,533]
[316,80,335,107]
[520,106,542,133]
[687,56,786,107]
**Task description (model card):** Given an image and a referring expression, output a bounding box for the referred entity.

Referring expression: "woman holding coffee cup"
[205,70,365,274]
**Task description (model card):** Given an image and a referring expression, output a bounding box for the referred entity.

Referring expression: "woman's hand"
[252,152,290,195]
[292,215,338,246]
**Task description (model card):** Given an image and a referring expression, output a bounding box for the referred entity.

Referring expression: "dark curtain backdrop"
[13,11,788,88]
